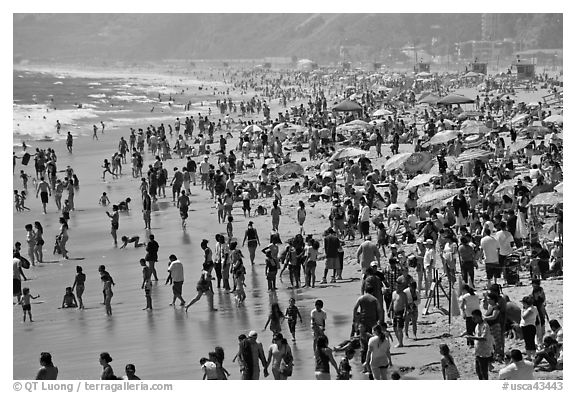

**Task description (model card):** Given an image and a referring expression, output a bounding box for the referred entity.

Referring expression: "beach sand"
[13,67,563,380]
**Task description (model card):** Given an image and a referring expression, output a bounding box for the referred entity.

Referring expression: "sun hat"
[370,261,379,267]
[425,239,434,245]
[248,330,258,338]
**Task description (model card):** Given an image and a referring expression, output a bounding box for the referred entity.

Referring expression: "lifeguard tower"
[414,62,430,73]
[471,61,488,75]
[511,55,535,80]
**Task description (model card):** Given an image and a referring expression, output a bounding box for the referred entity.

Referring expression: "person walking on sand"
[58,217,70,259]
[140,259,153,310]
[36,177,51,214]
[242,221,260,265]
[106,205,120,246]
[365,324,392,380]
[177,190,190,230]
[166,254,185,306]
[142,190,152,230]
[185,261,218,312]
[102,159,117,180]
[145,234,159,281]
[271,200,281,232]
[389,284,408,348]
[71,266,86,309]
[93,125,99,140]
[66,132,73,153]
[297,201,306,235]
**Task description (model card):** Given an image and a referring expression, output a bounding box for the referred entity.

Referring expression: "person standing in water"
[140,259,153,311]
[71,266,86,309]
[106,205,120,246]
[35,177,51,214]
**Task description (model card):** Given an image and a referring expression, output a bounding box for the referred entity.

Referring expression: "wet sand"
[13,69,563,380]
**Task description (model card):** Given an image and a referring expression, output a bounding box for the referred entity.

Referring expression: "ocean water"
[13,68,218,147]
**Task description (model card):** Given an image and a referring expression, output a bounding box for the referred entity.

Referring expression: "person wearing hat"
[356,235,381,276]
[423,239,436,296]
[240,331,268,379]
[549,237,563,275]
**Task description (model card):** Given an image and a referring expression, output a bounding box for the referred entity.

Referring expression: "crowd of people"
[13,64,563,380]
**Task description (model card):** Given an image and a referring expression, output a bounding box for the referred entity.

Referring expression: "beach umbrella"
[372,108,393,117]
[509,139,532,154]
[554,182,563,193]
[275,162,304,176]
[528,192,563,206]
[457,148,492,162]
[273,122,298,132]
[242,124,263,133]
[403,151,434,173]
[461,124,491,135]
[418,94,440,104]
[429,130,460,145]
[418,188,463,207]
[371,119,386,126]
[462,134,486,148]
[383,152,413,171]
[511,114,529,124]
[333,99,362,112]
[346,119,370,127]
[543,114,563,124]
[437,94,475,105]
[403,173,437,190]
[493,179,532,194]
[329,147,370,162]
[526,102,540,108]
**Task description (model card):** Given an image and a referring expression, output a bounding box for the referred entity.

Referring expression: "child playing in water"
[20,191,30,211]
[19,287,40,322]
[284,297,303,342]
[14,190,24,212]
[60,286,78,308]
[119,235,145,249]
[20,170,29,189]
[99,192,111,206]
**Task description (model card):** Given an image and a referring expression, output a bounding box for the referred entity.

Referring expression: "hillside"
[13,14,562,63]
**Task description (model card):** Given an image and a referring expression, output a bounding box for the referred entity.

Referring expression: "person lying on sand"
[120,236,145,249]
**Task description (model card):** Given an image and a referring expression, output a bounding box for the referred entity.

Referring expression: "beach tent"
[383,152,413,171]
[372,108,393,117]
[275,162,304,176]
[528,192,563,206]
[429,130,460,145]
[437,94,474,105]
[332,99,362,112]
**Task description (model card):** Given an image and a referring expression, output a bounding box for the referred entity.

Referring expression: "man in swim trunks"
[390,284,408,348]
[35,177,51,214]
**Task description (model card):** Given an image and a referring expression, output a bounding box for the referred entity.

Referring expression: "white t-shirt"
[359,205,371,223]
[367,336,391,368]
[423,248,436,269]
[494,230,514,256]
[310,309,327,329]
[480,235,500,264]
[201,361,219,380]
